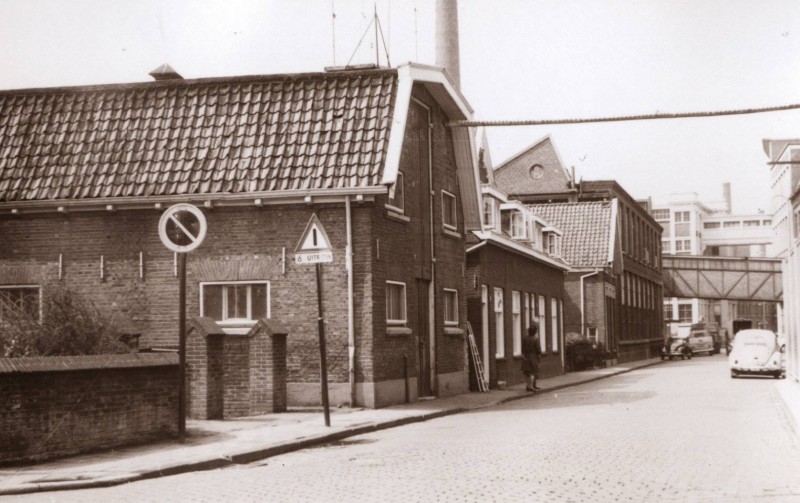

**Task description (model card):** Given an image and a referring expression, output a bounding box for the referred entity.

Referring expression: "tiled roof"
[0,352,177,373]
[0,69,397,202]
[529,201,612,267]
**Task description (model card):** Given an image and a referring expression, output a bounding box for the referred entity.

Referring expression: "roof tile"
[0,70,397,202]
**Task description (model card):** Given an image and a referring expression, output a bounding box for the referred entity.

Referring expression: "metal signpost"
[295,214,334,426]
[158,203,207,442]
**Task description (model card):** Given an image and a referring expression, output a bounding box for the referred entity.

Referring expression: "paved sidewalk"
[0,358,665,496]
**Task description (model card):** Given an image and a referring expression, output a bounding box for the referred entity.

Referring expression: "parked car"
[729,329,784,379]
[687,323,717,356]
[661,336,692,360]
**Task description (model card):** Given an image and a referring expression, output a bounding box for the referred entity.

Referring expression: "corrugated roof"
[0,69,397,202]
[0,352,178,373]
[529,201,612,267]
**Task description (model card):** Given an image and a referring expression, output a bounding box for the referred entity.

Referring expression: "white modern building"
[651,183,775,338]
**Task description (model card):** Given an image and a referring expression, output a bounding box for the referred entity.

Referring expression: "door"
[417,279,432,396]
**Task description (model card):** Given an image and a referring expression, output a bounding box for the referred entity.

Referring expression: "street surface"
[15,356,800,502]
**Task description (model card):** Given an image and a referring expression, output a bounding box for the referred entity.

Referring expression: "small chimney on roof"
[149,63,183,81]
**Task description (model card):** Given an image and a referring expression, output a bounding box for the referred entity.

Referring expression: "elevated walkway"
[662,255,782,301]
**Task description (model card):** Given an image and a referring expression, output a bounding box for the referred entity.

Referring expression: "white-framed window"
[551,297,559,352]
[524,293,531,331]
[662,240,671,254]
[538,295,547,351]
[547,233,561,257]
[675,211,690,223]
[386,281,407,325]
[675,239,691,254]
[443,288,458,325]
[678,303,692,323]
[494,287,505,359]
[510,212,526,239]
[652,209,669,220]
[703,222,720,229]
[512,291,522,356]
[483,197,497,229]
[200,281,270,324]
[0,285,41,321]
[387,171,405,213]
[442,190,458,230]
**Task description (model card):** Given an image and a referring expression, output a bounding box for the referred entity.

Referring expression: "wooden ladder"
[467,322,489,392]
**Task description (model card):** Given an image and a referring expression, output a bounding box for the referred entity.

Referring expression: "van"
[688,323,716,356]
[728,329,784,379]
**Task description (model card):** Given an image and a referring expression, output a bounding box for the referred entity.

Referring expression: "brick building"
[464,132,569,388]
[0,63,482,408]
[494,136,664,363]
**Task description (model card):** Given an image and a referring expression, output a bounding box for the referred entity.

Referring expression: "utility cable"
[448,103,800,127]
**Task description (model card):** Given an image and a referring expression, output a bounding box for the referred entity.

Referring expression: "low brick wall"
[0,353,178,465]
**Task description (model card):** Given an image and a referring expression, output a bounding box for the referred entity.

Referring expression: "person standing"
[521,324,542,392]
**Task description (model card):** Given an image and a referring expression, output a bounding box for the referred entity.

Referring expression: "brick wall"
[0,353,178,464]
[466,244,566,388]
[368,85,468,395]
[186,318,287,419]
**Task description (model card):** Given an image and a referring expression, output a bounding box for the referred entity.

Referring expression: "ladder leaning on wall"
[466,322,489,392]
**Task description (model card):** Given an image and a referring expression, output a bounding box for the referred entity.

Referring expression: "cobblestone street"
[16,357,800,503]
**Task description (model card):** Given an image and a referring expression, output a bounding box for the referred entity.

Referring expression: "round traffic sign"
[158,204,207,253]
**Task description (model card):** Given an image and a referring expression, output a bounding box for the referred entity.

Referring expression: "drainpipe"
[345,196,356,406]
[580,269,601,337]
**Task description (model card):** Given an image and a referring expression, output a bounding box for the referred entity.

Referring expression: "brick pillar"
[247,319,289,414]
[186,318,225,419]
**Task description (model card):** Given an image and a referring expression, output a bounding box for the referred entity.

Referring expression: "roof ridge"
[0,67,399,96]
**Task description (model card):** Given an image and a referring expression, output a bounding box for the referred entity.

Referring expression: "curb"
[0,361,664,496]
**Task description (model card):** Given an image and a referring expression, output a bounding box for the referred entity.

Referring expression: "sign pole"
[316,262,331,427]
[178,252,187,441]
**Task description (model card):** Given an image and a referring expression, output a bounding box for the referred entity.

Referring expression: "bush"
[0,284,132,357]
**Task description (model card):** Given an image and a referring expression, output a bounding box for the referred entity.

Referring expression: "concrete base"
[437,370,469,398]
[288,370,469,409]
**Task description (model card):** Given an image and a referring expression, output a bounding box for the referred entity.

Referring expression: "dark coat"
[521,334,541,375]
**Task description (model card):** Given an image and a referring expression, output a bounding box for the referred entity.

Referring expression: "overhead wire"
[448,103,800,127]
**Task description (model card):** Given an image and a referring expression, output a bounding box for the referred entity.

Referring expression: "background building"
[651,184,776,338]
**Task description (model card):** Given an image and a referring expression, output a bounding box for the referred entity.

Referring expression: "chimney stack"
[722,182,732,213]
[435,0,461,89]
[149,64,183,81]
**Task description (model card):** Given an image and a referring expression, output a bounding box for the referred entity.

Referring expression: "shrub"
[0,284,132,357]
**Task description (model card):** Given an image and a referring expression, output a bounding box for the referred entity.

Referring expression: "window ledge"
[442,228,461,239]
[444,326,463,336]
[386,326,412,336]
[386,208,410,223]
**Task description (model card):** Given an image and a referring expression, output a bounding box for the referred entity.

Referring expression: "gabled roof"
[528,201,613,268]
[0,68,398,203]
[492,135,574,196]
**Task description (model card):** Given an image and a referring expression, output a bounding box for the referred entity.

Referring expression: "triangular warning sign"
[296,214,333,253]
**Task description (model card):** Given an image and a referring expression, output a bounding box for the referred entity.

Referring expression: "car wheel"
[731,371,738,378]
[774,372,781,379]
[687,352,692,360]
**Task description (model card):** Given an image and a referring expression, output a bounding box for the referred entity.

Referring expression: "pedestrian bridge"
[662,255,783,301]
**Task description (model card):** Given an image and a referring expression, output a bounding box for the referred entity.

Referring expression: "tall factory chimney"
[723,182,732,213]
[436,0,461,89]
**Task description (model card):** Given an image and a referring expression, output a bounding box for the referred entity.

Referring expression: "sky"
[0,0,798,213]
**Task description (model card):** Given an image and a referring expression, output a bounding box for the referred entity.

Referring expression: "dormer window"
[546,233,562,257]
[510,211,526,239]
[483,198,497,230]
